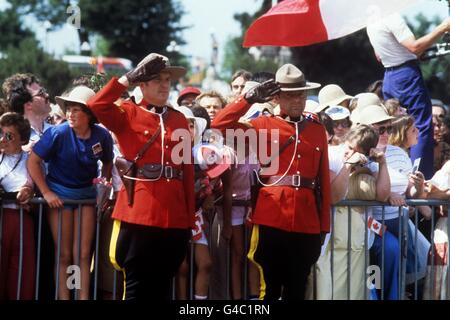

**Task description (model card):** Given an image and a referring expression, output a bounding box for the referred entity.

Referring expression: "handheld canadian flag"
[367,216,387,237]
[243,0,419,47]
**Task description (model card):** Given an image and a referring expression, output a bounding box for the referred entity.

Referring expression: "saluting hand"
[125,55,167,84]
[244,79,281,104]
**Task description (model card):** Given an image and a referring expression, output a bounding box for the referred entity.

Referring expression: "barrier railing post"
[430,206,435,299]
[75,204,82,300]
[0,206,3,296]
[414,206,418,300]
[398,206,402,300]
[243,206,248,300]
[347,205,351,300]
[55,207,62,300]
[330,206,335,300]
[16,207,24,300]
[447,209,450,300]
[35,203,43,300]
[381,205,385,300]
[226,239,231,300]
[0,206,3,287]
[364,206,368,300]
[93,205,101,300]
[189,241,194,300]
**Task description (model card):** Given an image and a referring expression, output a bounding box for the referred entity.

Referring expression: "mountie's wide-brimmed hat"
[137,53,186,80]
[275,64,321,91]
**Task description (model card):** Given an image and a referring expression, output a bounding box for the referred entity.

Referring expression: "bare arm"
[101,161,113,181]
[401,18,450,57]
[330,165,352,204]
[27,151,63,208]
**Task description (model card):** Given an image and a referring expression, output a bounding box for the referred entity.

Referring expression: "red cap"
[177,86,201,105]
[194,144,233,179]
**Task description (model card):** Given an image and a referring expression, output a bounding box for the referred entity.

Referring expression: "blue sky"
[1,0,448,67]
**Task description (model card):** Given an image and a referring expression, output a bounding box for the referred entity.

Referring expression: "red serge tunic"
[87,77,194,229]
[212,96,331,234]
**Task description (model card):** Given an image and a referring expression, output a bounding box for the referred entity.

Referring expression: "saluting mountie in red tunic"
[212,97,331,234]
[87,77,195,229]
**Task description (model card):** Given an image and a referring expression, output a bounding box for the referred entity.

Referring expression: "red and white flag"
[367,216,387,237]
[243,0,419,47]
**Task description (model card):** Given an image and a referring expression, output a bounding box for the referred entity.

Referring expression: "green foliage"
[227,3,449,104]
[6,0,188,67]
[221,0,278,80]
[91,35,111,57]
[406,14,450,105]
[0,39,74,101]
[222,36,278,79]
[0,9,35,48]
[290,30,385,96]
[77,0,187,65]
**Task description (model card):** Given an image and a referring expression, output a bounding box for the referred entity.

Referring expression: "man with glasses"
[2,73,53,149]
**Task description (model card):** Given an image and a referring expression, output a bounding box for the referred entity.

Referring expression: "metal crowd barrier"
[324,199,450,300]
[1,198,449,300]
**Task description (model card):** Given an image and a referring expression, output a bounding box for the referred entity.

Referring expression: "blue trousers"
[383,62,434,179]
[370,218,401,300]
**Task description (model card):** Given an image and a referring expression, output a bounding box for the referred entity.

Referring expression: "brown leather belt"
[263,175,316,189]
[136,164,183,180]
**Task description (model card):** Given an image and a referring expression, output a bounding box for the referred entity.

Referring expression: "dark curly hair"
[2,73,41,115]
[0,112,31,145]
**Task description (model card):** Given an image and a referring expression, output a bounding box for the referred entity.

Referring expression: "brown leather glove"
[125,54,167,83]
[244,79,281,104]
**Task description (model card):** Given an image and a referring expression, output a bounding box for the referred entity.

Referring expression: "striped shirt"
[369,145,412,220]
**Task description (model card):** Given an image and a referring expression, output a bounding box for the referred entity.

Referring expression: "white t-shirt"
[368,145,412,220]
[328,144,346,175]
[366,13,417,68]
[0,151,33,209]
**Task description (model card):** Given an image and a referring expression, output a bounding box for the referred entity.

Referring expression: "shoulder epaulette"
[303,112,321,124]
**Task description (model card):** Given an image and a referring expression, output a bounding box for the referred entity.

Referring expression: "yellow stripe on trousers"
[109,219,127,300]
[247,224,266,300]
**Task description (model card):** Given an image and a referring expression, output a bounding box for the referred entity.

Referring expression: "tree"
[406,13,450,105]
[0,7,74,100]
[7,0,188,66]
[0,38,75,99]
[222,0,278,80]
[78,0,187,65]
[0,9,34,48]
[289,30,385,96]
[225,3,449,102]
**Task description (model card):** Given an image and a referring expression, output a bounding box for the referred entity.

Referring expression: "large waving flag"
[243,0,419,47]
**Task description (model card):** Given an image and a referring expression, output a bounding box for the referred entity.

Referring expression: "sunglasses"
[232,85,245,90]
[376,125,393,135]
[333,120,351,129]
[0,131,14,142]
[32,88,48,98]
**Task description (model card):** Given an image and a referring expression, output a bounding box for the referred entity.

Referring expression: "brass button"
[144,130,149,136]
